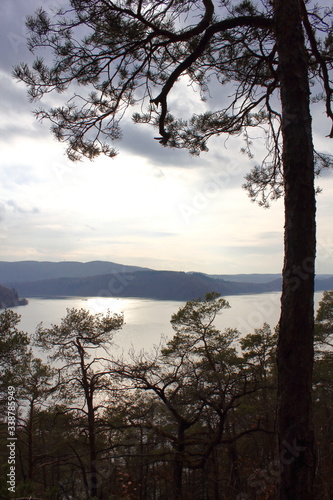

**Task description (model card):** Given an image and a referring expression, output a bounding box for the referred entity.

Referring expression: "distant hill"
[0,284,28,309]
[315,276,333,292]
[211,273,333,284]
[0,260,149,285]
[211,273,282,284]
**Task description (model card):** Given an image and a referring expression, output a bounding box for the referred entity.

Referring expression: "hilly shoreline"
[12,271,280,302]
[1,260,332,303]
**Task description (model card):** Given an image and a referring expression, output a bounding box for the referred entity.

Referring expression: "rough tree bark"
[274,0,317,498]
[78,340,99,499]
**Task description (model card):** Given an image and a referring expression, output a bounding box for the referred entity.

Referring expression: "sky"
[0,0,333,275]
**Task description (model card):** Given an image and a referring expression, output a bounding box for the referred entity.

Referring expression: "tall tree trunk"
[28,400,34,483]
[173,422,186,500]
[274,1,317,498]
[87,393,98,499]
[78,340,99,499]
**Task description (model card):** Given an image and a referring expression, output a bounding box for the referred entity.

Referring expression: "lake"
[13,291,325,356]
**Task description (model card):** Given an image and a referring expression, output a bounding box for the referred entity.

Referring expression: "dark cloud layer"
[1,0,38,72]
[120,121,203,167]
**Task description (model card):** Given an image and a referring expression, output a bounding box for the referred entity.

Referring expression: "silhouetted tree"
[34,307,124,499]
[0,309,29,392]
[16,354,55,487]
[313,291,333,499]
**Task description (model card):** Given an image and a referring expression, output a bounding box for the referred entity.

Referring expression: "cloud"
[0,0,70,72]
[0,72,51,144]
[0,1,37,73]
[6,199,39,214]
[0,202,6,222]
[256,231,283,241]
[0,164,37,189]
[120,120,202,167]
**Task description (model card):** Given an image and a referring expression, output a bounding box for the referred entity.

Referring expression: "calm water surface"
[14,292,324,356]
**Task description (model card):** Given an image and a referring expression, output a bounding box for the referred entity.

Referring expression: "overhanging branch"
[151,15,274,143]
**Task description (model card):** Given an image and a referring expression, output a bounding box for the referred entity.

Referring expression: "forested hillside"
[0,284,27,309]
[1,292,332,499]
[13,270,278,300]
